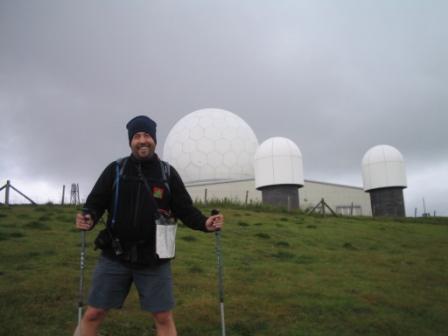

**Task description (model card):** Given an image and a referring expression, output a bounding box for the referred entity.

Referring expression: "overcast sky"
[1,0,447,216]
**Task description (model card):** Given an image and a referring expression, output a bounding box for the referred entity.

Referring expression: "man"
[74,115,224,336]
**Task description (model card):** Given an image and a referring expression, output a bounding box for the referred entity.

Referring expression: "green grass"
[0,205,447,335]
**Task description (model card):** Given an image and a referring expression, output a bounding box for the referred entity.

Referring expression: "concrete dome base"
[259,185,300,209]
[369,187,405,217]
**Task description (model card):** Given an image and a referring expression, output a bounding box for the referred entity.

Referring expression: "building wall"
[301,180,372,216]
[186,179,261,204]
[186,178,372,216]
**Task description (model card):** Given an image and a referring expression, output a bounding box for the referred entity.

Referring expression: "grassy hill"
[0,204,447,336]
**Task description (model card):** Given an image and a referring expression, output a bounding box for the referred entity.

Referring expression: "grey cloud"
[1,0,447,214]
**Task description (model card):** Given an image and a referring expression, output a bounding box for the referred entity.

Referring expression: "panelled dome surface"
[163,108,259,183]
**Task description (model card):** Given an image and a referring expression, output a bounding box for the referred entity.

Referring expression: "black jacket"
[85,154,207,262]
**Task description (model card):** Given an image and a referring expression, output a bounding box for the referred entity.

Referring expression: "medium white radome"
[361,145,407,191]
[163,108,259,182]
[254,137,304,189]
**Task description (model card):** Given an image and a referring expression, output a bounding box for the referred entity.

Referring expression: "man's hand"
[205,213,224,232]
[75,212,94,231]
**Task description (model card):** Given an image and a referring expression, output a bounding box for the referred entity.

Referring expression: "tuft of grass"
[187,265,203,274]
[9,232,26,238]
[0,231,26,240]
[343,242,358,251]
[54,214,74,222]
[26,251,41,258]
[295,254,317,264]
[255,232,270,239]
[34,206,50,212]
[1,223,18,228]
[180,235,197,242]
[237,221,250,227]
[271,251,295,260]
[24,221,50,230]
[228,320,269,336]
[38,215,52,222]
[276,241,290,248]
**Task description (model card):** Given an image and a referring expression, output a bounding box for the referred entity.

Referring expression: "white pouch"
[155,214,177,259]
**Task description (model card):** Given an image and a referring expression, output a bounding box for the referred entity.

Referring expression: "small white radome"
[362,145,407,191]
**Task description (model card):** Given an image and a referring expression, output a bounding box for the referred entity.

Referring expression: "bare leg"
[152,311,177,336]
[74,306,107,336]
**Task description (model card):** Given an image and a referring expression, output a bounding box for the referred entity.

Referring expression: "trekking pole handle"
[211,209,221,231]
[82,207,92,220]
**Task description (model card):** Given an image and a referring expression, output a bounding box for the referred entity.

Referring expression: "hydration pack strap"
[159,160,171,195]
[110,159,124,228]
[110,157,170,228]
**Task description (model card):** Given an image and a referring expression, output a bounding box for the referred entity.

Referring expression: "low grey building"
[186,178,372,216]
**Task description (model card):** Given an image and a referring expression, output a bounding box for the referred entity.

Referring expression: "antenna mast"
[70,183,81,205]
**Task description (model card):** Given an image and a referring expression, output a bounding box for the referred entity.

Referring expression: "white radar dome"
[163,108,259,182]
[362,145,407,191]
[254,137,304,189]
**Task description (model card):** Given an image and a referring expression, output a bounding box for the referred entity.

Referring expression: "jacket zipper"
[133,164,142,229]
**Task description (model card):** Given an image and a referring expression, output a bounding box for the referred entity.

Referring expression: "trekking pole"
[211,209,226,336]
[76,210,88,334]
[78,230,86,324]
[78,230,86,323]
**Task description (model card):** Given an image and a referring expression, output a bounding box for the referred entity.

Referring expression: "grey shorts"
[87,255,175,312]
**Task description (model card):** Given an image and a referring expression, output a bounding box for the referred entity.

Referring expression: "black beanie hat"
[126,115,157,144]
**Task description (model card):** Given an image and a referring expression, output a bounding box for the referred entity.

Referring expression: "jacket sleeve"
[84,162,115,226]
[168,166,208,232]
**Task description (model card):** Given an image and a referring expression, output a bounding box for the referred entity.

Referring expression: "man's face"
[130,132,156,160]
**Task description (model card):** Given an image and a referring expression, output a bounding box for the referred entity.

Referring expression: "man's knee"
[83,307,107,322]
[153,311,174,326]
